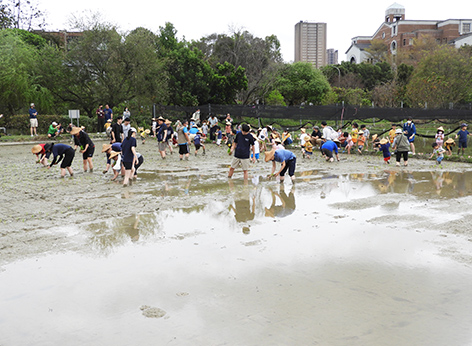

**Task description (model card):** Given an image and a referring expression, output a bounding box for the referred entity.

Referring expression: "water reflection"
[264,185,296,218]
[373,170,472,198]
[83,169,472,253]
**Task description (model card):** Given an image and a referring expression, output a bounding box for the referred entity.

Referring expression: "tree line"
[1,8,472,119]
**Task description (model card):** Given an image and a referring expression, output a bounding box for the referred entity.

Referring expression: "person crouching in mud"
[44,143,75,177]
[264,148,297,183]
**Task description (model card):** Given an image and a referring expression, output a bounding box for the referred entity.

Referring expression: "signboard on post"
[68,110,80,127]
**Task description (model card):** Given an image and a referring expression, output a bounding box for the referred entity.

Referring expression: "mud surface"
[1,141,472,345]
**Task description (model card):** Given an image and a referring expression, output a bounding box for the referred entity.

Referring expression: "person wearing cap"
[101,143,122,174]
[122,127,137,186]
[357,130,366,154]
[71,126,95,172]
[455,123,470,156]
[271,137,285,150]
[29,103,38,137]
[44,143,75,177]
[47,122,60,138]
[298,128,310,158]
[228,124,255,181]
[403,117,416,154]
[156,116,168,159]
[435,127,445,148]
[108,150,122,181]
[265,148,296,182]
[392,128,410,166]
[379,138,391,164]
[111,116,123,143]
[31,144,48,166]
[320,137,340,162]
[444,138,456,156]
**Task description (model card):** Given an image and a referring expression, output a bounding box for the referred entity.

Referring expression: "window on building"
[382,32,385,39]
[409,38,413,45]
[463,23,471,33]
[403,39,406,46]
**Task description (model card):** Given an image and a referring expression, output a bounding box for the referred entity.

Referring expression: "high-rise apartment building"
[294,21,327,68]
[326,48,338,65]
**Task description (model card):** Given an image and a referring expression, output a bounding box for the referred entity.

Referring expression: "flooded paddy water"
[1,141,472,345]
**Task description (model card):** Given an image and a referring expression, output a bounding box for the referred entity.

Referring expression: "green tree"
[277,62,331,106]
[365,39,389,63]
[195,29,283,104]
[0,29,52,114]
[158,23,247,106]
[406,45,472,108]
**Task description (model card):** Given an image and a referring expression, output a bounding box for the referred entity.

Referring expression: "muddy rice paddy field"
[1,139,472,346]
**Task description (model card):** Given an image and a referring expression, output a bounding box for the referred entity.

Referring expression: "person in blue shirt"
[264,148,297,183]
[193,131,206,156]
[29,103,38,137]
[104,104,113,122]
[320,137,340,162]
[44,142,75,177]
[403,117,416,154]
[455,123,471,156]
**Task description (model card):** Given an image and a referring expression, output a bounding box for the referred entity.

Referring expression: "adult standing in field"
[123,107,131,119]
[392,128,410,166]
[29,103,38,137]
[122,117,131,139]
[104,104,113,123]
[122,127,138,187]
[165,119,174,155]
[177,120,191,160]
[156,116,168,159]
[228,124,255,181]
[403,117,416,155]
[71,126,95,172]
[96,105,105,133]
[111,116,123,143]
[208,114,219,141]
[191,109,201,126]
[44,143,75,177]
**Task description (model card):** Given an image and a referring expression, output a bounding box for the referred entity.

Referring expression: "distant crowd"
[28,103,471,183]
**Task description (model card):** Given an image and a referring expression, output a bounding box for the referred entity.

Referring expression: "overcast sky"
[38,0,472,62]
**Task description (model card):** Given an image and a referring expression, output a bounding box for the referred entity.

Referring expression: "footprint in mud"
[140,305,166,319]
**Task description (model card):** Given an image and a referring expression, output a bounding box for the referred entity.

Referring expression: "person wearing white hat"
[29,103,38,137]
[47,122,59,138]
[392,128,410,166]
